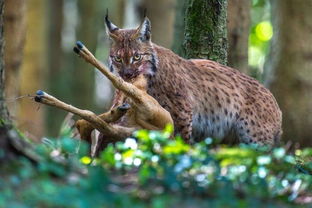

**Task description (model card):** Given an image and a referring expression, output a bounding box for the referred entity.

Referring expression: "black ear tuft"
[104,10,119,33]
[139,17,151,42]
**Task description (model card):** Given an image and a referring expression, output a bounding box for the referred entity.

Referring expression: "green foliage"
[1,125,311,207]
[249,0,272,81]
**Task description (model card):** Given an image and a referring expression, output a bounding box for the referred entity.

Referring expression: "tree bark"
[0,0,8,122]
[227,0,250,74]
[0,0,16,160]
[183,0,228,64]
[266,0,312,146]
[0,0,40,163]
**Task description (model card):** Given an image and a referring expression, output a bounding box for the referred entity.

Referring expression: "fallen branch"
[0,123,42,163]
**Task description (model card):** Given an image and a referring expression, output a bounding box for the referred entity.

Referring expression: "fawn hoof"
[35,90,45,102]
[76,41,84,49]
[36,90,44,96]
[73,47,80,54]
[118,103,130,111]
[34,96,42,102]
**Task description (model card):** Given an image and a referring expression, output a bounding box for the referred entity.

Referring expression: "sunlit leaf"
[122,149,135,159]
[255,21,273,41]
[134,129,150,142]
[80,156,92,165]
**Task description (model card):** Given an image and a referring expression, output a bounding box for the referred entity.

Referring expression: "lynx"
[101,15,282,146]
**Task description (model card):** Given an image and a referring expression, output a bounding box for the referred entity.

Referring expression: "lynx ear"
[105,12,119,41]
[135,17,151,42]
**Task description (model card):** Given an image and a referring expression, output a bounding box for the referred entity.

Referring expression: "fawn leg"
[76,103,130,142]
[34,90,134,140]
[76,89,126,142]
[73,41,145,103]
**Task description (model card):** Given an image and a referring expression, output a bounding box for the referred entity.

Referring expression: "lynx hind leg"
[171,101,193,143]
[235,113,277,146]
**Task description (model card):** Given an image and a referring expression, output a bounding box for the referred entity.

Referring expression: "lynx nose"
[120,68,134,80]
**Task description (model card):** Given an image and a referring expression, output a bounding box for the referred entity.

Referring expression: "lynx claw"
[118,103,131,111]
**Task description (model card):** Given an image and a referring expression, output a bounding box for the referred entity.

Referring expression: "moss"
[183,0,228,65]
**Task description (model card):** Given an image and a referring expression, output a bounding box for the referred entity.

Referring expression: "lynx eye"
[114,56,122,63]
[133,54,142,61]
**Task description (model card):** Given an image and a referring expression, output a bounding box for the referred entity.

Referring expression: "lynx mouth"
[119,70,140,81]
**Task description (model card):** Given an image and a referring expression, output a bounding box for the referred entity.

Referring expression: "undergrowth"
[0,125,311,208]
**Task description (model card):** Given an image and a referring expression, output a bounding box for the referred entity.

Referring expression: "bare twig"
[4,94,32,102]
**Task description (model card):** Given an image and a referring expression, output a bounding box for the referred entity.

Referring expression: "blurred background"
[3,0,311,146]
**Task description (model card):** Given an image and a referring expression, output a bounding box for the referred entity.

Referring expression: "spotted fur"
[104,16,282,146]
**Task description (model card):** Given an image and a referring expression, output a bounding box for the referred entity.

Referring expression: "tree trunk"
[0,0,16,160]
[3,0,26,118]
[45,0,64,136]
[0,0,40,163]
[227,0,250,74]
[266,0,312,146]
[46,0,103,136]
[172,0,187,56]
[70,0,101,109]
[18,0,46,139]
[0,0,8,122]
[183,0,228,64]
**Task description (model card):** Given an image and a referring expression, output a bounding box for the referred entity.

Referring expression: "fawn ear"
[105,12,120,41]
[134,17,151,42]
